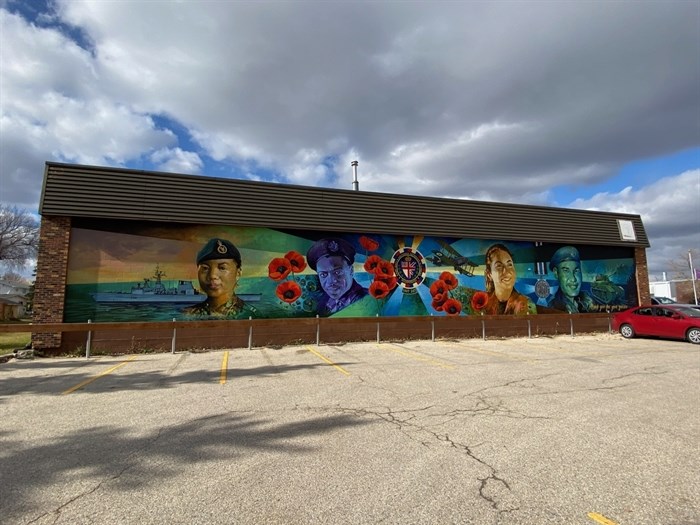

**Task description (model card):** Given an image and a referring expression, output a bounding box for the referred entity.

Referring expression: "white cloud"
[0,1,698,275]
[0,9,97,102]
[570,170,700,275]
[189,130,270,165]
[150,147,203,175]
[0,9,177,207]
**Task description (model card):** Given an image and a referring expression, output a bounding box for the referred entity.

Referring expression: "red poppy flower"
[431,293,447,312]
[359,235,380,252]
[377,275,398,290]
[471,291,489,311]
[439,271,458,290]
[369,280,390,299]
[268,257,292,281]
[376,260,395,278]
[430,279,448,297]
[276,280,302,303]
[364,255,383,274]
[430,294,447,312]
[284,251,307,273]
[443,298,462,316]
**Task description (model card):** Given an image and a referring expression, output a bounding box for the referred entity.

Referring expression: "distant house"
[650,279,680,301]
[0,280,30,320]
[650,277,698,304]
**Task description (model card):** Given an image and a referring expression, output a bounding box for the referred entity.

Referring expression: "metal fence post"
[431,313,435,342]
[527,319,531,339]
[608,311,612,334]
[171,318,176,354]
[316,314,320,346]
[376,313,380,344]
[482,319,486,340]
[248,316,253,350]
[85,319,92,359]
[570,316,574,337]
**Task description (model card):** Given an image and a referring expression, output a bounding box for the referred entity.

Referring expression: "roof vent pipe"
[351,160,359,191]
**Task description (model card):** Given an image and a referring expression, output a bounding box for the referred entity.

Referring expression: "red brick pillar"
[32,215,71,350]
[635,247,650,306]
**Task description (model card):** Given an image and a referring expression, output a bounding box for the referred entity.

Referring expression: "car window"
[654,308,674,318]
[635,307,653,316]
[651,297,675,304]
[674,307,700,318]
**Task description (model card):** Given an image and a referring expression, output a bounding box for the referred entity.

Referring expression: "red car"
[613,305,700,344]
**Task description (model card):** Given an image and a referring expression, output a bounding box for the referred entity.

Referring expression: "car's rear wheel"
[620,324,635,339]
[687,328,700,344]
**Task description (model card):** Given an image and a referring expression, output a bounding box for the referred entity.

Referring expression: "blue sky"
[1,0,698,279]
[551,147,699,205]
[609,148,700,196]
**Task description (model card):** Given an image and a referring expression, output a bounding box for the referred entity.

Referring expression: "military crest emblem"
[391,247,427,292]
[534,279,551,299]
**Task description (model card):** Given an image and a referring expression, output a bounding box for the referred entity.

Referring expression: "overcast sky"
[1,0,698,279]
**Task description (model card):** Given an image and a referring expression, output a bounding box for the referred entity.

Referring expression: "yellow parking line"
[305,346,350,375]
[220,351,229,384]
[61,355,138,395]
[382,343,455,369]
[587,512,618,525]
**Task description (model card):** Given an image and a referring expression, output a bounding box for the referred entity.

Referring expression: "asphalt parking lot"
[1,334,698,525]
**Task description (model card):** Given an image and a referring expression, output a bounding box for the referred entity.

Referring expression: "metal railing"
[1,312,616,358]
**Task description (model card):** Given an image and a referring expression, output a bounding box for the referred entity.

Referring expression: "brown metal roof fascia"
[40,162,649,247]
[38,163,51,215]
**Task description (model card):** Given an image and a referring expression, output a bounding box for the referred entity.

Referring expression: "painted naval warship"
[90,265,261,304]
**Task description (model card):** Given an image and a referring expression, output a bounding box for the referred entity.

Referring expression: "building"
[0,296,26,321]
[32,162,650,353]
[650,278,680,301]
[0,280,30,321]
[650,278,699,304]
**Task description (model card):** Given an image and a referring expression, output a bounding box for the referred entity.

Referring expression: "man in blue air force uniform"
[306,238,368,316]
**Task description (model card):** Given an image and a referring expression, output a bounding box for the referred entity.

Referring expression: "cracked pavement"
[1,334,698,524]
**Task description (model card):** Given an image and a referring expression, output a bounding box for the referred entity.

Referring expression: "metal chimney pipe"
[351,160,359,191]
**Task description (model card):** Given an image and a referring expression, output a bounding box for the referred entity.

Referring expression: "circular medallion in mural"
[391,247,427,290]
[534,278,551,299]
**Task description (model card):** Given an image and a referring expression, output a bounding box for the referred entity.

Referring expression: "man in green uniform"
[548,246,595,313]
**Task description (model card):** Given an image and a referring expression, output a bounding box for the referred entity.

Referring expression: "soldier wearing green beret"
[548,246,595,313]
[183,238,254,318]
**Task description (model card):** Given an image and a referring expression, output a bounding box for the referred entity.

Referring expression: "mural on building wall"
[64,221,637,322]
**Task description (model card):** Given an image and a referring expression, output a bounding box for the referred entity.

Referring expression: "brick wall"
[32,215,71,350]
[56,313,617,354]
[635,247,650,305]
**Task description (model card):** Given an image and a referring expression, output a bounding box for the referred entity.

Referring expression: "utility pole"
[689,250,698,305]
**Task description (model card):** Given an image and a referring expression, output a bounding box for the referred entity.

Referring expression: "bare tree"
[0,205,39,270]
[1,271,29,284]
[665,248,699,280]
